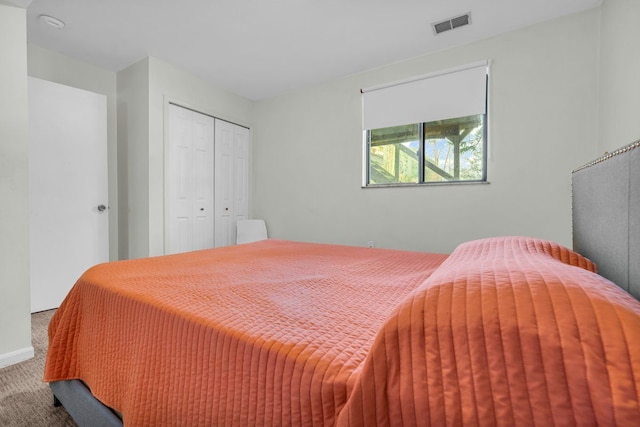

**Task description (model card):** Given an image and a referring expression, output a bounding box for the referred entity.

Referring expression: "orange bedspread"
[44,240,447,425]
[338,237,640,426]
[44,237,640,426]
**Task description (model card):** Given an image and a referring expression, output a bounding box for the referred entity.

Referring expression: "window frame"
[364,111,488,187]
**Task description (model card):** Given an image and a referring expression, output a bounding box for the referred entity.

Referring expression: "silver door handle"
[97,204,107,212]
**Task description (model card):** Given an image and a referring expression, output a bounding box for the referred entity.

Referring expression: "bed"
[45,143,640,426]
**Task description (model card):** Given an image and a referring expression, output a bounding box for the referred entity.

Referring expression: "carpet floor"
[0,310,76,426]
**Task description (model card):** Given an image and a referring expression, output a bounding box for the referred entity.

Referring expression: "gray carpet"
[0,310,76,426]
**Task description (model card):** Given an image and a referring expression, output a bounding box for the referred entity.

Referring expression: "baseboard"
[0,346,35,368]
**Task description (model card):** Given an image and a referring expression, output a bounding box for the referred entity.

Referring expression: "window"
[368,114,485,184]
[362,62,488,186]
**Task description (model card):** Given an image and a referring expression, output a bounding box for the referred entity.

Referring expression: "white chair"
[236,219,268,244]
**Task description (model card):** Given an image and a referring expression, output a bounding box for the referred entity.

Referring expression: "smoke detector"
[39,15,66,30]
[432,13,471,35]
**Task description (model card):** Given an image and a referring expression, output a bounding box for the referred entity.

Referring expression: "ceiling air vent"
[433,12,471,35]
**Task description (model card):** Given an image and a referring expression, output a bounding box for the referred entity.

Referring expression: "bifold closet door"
[167,104,214,254]
[214,119,249,247]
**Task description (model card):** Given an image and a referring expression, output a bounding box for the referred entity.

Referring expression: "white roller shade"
[362,61,488,130]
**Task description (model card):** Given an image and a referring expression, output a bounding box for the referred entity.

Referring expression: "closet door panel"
[215,119,249,247]
[191,111,214,250]
[214,121,233,247]
[167,104,214,254]
[233,126,250,224]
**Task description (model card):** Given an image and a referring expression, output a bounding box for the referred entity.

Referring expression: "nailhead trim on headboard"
[573,139,640,173]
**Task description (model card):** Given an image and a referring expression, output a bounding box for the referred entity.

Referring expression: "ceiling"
[25,0,602,101]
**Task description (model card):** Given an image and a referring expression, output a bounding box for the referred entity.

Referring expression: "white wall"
[253,9,600,253]
[119,56,253,258]
[27,45,119,261]
[0,4,33,366]
[117,59,150,260]
[15,2,633,266]
[598,0,640,154]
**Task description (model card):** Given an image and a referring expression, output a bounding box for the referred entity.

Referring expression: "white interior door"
[214,119,249,247]
[167,104,214,254]
[28,77,109,313]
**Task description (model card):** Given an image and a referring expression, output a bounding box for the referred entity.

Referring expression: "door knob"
[97,204,107,212]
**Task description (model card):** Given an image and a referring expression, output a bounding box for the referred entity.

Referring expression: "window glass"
[368,124,419,184]
[423,114,484,183]
[365,114,486,186]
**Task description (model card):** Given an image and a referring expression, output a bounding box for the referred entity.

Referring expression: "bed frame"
[50,139,640,426]
[51,380,121,426]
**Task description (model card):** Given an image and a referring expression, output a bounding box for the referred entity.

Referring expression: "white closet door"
[191,112,215,250]
[233,123,250,224]
[167,104,214,254]
[215,119,249,247]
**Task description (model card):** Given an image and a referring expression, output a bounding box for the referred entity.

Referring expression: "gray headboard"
[572,140,640,300]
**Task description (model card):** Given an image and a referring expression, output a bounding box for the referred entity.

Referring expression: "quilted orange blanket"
[44,240,447,425]
[45,237,640,426]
